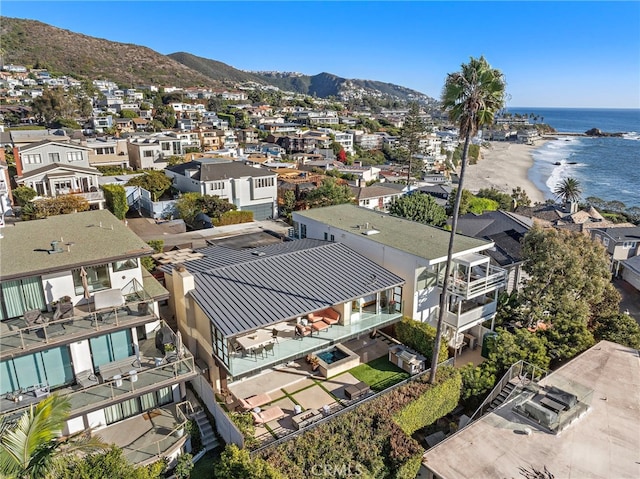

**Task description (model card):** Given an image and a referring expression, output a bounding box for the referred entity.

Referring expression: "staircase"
[191,409,219,451]
[487,380,517,413]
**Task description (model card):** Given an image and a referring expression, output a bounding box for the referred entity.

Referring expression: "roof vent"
[48,240,64,254]
[362,229,380,236]
[252,251,266,256]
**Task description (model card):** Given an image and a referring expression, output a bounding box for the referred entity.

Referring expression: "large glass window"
[0,276,46,320]
[0,346,73,395]
[90,329,133,370]
[72,265,110,295]
[104,387,172,425]
[211,325,229,367]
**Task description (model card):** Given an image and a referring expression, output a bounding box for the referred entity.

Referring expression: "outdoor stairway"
[191,409,219,451]
[487,381,516,413]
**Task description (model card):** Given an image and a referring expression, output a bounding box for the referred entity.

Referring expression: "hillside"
[167,52,264,85]
[0,17,222,88]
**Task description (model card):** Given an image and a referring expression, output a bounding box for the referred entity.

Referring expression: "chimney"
[13,146,22,176]
[565,201,579,214]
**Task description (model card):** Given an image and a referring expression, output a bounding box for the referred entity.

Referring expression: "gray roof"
[296,204,491,263]
[592,226,640,241]
[0,210,153,280]
[167,160,275,181]
[181,240,404,337]
[350,185,402,200]
[17,162,101,180]
[455,211,532,238]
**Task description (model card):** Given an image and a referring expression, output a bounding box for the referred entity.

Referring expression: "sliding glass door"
[0,276,46,320]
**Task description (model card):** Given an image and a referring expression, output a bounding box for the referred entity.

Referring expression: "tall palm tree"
[429,56,506,384]
[553,177,582,203]
[0,394,106,479]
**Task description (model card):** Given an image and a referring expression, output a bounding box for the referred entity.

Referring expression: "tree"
[304,177,353,208]
[102,184,129,220]
[174,193,236,229]
[280,190,297,223]
[467,196,499,215]
[593,314,640,349]
[388,193,447,227]
[126,171,172,201]
[398,102,426,185]
[173,453,193,479]
[445,188,473,216]
[477,187,512,210]
[21,195,90,220]
[487,327,550,374]
[553,177,582,203]
[215,444,284,479]
[511,186,531,208]
[120,109,138,119]
[0,395,106,479]
[430,56,506,384]
[337,148,347,162]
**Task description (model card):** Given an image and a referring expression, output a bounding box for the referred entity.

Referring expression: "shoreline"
[463,140,548,204]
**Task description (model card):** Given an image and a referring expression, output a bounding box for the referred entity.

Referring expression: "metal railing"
[440,266,508,298]
[468,360,549,423]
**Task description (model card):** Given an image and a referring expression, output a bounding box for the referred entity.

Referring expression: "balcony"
[0,327,197,417]
[438,254,507,300]
[225,309,403,378]
[445,298,497,330]
[0,283,158,360]
[75,190,105,203]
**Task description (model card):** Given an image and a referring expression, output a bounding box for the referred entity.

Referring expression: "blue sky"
[3,1,639,108]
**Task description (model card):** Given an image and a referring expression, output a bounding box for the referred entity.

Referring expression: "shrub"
[12,186,37,206]
[174,453,193,479]
[213,210,253,226]
[102,184,129,219]
[140,240,164,272]
[393,366,462,435]
[394,318,449,366]
[22,194,89,220]
[229,412,258,449]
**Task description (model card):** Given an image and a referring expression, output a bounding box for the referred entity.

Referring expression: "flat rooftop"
[421,341,640,479]
[295,204,490,263]
[0,210,153,280]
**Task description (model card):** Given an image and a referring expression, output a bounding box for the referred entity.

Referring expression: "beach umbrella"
[176,330,183,359]
[80,266,91,300]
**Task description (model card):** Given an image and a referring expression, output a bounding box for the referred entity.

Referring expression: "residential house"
[195,129,225,151]
[621,255,640,293]
[163,239,404,391]
[293,205,507,352]
[454,210,533,293]
[591,226,640,276]
[14,140,105,209]
[420,341,639,479]
[126,135,183,170]
[0,210,197,465]
[9,129,70,149]
[0,153,12,218]
[237,128,259,145]
[334,164,381,183]
[165,159,277,220]
[84,137,129,169]
[350,184,403,211]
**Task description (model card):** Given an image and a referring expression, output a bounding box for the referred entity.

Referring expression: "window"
[66,151,83,162]
[0,346,73,395]
[72,265,110,295]
[254,177,274,188]
[0,276,46,320]
[330,234,335,242]
[211,325,229,367]
[300,223,307,239]
[161,142,171,151]
[324,232,328,241]
[48,152,60,162]
[602,237,610,247]
[104,387,172,425]
[623,241,637,249]
[143,150,154,157]
[209,181,224,191]
[23,154,42,164]
[112,258,138,272]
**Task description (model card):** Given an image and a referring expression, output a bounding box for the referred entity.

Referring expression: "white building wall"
[87,409,107,429]
[69,340,93,375]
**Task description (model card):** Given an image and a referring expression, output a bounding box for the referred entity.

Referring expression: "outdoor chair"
[264,342,275,356]
[23,309,46,333]
[250,345,265,360]
[271,328,279,343]
[295,323,312,339]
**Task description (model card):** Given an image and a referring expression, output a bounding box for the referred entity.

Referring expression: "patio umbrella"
[80,266,91,300]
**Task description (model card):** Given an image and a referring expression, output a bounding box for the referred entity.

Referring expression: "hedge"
[102,184,129,220]
[213,210,253,226]
[395,317,449,366]
[260,367,461,479]
[393,366,462,435]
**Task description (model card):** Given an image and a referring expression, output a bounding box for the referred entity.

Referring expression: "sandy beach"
[462,141,547,204]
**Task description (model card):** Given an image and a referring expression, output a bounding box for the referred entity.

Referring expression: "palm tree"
[429,56,506,384]
[553,177,582,203]
[0,394,106,478]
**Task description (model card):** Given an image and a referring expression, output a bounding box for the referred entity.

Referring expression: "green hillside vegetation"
[166,52,265,85]
[0,17,221,88]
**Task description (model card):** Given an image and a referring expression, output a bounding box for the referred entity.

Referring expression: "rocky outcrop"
[584,128,624,137]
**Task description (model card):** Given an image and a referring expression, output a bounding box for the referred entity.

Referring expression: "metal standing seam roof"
[295,204,491,263]
[0,210,153,280]
[186,241,405,337]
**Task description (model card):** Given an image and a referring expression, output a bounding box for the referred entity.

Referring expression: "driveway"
[613,278,640,325]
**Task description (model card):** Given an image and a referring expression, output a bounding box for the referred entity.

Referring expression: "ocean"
[506,108,640,208]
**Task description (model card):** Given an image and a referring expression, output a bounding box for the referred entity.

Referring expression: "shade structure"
[80,266,90,299]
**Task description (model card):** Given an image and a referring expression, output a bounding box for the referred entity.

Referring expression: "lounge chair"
[23,309,46,333]
[308,307,341,326]
[251,406,285,424]
[295,323,312,339]
[238,392,272,411]
[310,320,330,334]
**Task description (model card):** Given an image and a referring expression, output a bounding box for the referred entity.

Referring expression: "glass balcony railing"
[438,264,507,299]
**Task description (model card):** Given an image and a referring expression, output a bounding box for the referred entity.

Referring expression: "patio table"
[235,329,274,351]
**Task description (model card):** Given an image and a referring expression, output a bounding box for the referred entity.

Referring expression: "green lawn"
[189,449,219,479]
[349,356,411,392]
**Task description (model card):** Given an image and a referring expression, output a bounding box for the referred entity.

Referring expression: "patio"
[226,334,400,446]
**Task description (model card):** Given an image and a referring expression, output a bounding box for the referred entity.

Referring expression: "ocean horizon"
[506,107,640,208]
